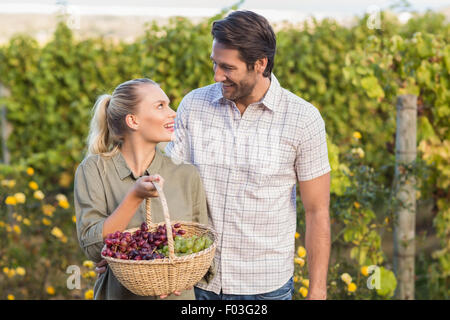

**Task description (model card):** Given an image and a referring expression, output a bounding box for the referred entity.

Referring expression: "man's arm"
[298,172,331,300]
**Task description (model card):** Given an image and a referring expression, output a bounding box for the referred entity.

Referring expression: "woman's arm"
[102,175,163,238]
[74,160,163,262]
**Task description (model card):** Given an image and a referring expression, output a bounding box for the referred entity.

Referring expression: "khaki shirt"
[74,148,212,300]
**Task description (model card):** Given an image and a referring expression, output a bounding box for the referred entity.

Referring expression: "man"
[165,10,331,300]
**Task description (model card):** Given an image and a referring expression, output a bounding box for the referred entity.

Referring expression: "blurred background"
[0,0,448,300]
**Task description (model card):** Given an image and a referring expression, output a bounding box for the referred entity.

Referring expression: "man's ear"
[254,57,268,75]
[125,114,139,131]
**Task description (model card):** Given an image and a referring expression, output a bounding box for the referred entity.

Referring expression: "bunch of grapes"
[101,222,212,260]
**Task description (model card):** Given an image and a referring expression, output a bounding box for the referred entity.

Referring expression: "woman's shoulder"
[77,153,113,174]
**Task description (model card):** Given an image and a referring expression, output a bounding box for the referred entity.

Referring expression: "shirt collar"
[212,73,281,112]
[112,148,163,180]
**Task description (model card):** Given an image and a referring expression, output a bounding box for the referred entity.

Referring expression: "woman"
[74,78,210,300]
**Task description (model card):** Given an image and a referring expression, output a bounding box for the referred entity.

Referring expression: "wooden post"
[393,94,417,300]
[0,83,12,164]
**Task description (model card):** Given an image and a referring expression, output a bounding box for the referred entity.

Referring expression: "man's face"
[210,39,257,102]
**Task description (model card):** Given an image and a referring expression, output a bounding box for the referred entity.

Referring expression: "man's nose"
[213,66,226,83]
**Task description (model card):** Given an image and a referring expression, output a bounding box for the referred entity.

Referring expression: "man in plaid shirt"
[165,10,331,300]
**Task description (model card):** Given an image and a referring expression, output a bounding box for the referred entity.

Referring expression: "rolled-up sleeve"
[294,107,331,182]
[74,160,108,262]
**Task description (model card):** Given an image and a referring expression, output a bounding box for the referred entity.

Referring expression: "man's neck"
[235,76,271,115]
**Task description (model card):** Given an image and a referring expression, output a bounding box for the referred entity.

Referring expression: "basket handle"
[146,181,176,263]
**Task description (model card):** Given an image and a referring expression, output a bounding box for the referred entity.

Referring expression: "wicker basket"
[101,181,217,296]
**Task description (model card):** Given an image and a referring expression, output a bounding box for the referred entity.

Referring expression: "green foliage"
[0,9,448,299]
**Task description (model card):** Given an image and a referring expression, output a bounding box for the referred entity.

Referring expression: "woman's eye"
[158,104,164,109]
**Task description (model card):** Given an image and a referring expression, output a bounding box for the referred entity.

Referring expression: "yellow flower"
[23,218,31,226]
[51,227,64,239]
[0,221,5,227]
[341,273,352,285]
[301,279,310,288]
[7,268,16,278]
[42,204,56,217]
[34,190,45,200]
[60,235,68,243]
[3,267,9,274]
[353,201,361,209]
[294,257,305,267]
[13,225,21,235]
[14,193,26,204]
[348,282,357,292]
[15,214,23,222]
[351,147,365,158]
[84,289,94,300]
[295,232,300,239]
[297,246,306,258]
[58,199,70,209]
[16,267,26,276]
[83,260,95,269]
[293,276,299,283]
[5,196,17,206]
[72,215,76,223]
[361,266,369,277]
[384,217,389,224]
[42,218,51,226]
[46,286,55,295]
[7,294,15,300]
[29,181,39,190]
[299,286,308,298]
[7,180,16,188]
[56,194,68,202]
[26,167,35,176]
[59,172,72,188]
[353,131,362,140]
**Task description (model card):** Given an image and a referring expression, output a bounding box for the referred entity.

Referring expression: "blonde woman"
[74,78,211,300]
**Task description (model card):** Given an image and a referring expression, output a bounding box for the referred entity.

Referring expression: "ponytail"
[86,94,117,157]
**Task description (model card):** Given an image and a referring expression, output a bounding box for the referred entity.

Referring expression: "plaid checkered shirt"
[165,74,331,295]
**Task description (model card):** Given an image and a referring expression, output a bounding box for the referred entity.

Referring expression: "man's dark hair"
[211,10,276,78]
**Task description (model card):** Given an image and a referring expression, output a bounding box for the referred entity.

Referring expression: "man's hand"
[306,290,327,300]
[95,259,108,276]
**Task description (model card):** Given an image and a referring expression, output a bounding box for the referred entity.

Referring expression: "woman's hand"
[132,174,164,199]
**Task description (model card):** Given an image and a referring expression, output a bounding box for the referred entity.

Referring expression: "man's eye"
[158,104,164,109]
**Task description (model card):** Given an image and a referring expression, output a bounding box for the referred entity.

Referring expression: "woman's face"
[131,84,176,143]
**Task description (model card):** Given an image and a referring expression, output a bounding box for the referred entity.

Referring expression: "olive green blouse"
[74,148,213,300]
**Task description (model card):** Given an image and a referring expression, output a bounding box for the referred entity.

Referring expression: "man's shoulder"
[280,88,323,124]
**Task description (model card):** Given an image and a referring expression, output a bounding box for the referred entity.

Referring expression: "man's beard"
[221,78,256,102]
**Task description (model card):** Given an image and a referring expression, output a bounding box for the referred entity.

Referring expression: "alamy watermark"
[366,5,382,30]
[66,265,81,290]
[366,265,381,290]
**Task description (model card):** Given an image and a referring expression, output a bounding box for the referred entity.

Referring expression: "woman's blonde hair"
[86,78,158,158]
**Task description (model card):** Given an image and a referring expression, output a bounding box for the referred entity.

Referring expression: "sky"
[0,0,448,22]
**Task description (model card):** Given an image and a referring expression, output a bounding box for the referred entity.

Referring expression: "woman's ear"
[125,114,139,131]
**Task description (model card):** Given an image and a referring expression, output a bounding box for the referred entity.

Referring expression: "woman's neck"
[120,137,157,178]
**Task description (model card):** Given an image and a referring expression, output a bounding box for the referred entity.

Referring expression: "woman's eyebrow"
[152,99,169,105]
